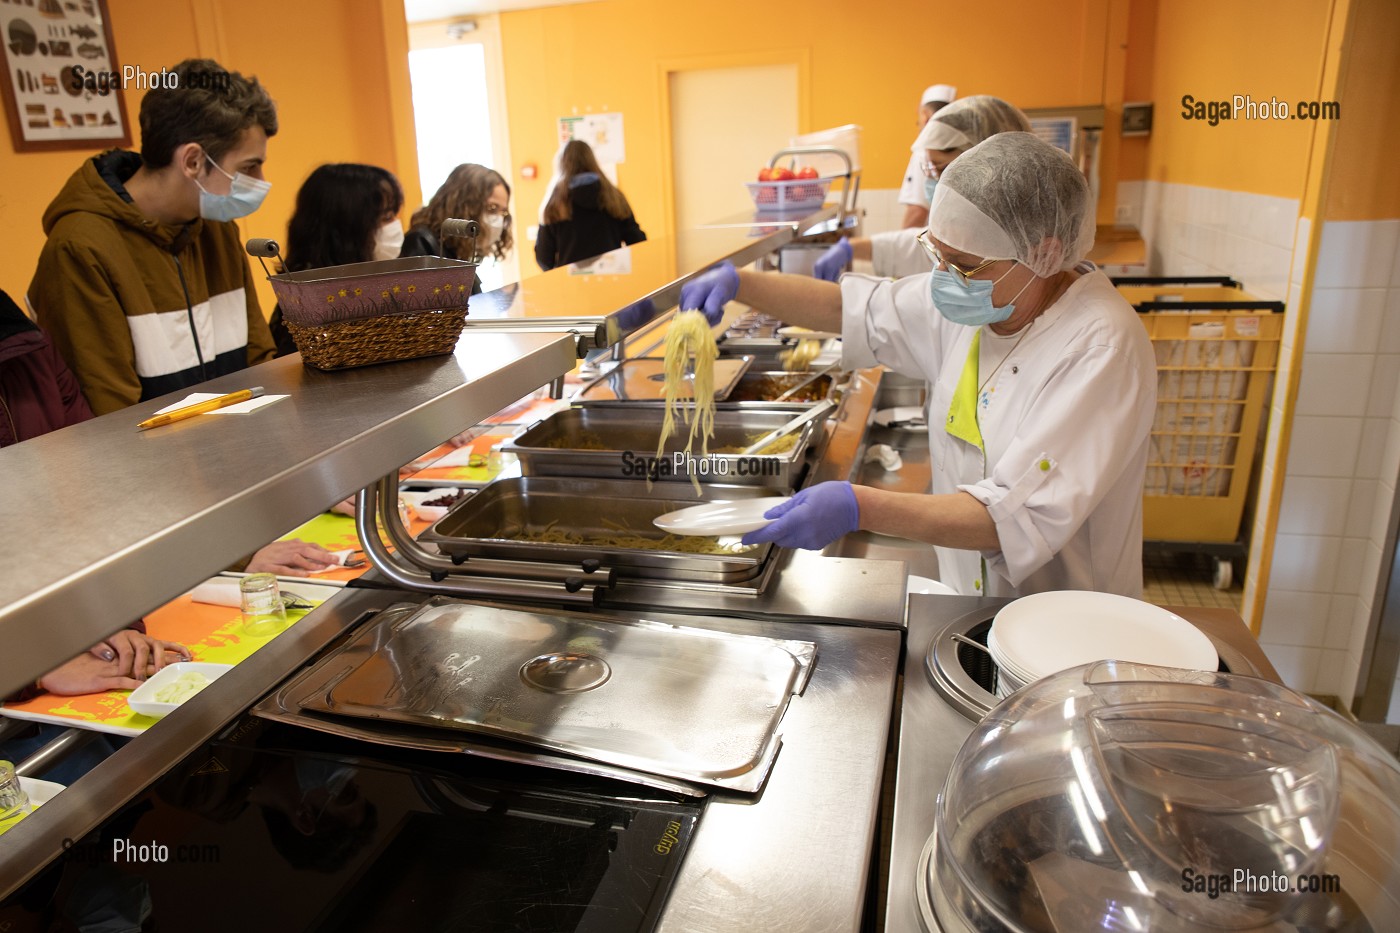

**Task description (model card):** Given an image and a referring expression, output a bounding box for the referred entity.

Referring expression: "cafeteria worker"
[680,133,1156,598]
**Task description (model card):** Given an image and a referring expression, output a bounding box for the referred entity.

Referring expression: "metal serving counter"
[0,213,908,932]
[1,584,901,931]
[0,333,577,698]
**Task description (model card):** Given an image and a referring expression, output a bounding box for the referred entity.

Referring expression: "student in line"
[29,58,278,415]
[534,140,646,272]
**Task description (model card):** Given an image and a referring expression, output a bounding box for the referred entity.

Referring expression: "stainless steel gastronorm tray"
[273,597,816,793]
[577,368,844,413]
[573,355,754,403]
[501,406,824,488]
[418,476,779,583]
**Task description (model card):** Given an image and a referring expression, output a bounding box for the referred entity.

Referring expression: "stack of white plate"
[987,590,1219,700]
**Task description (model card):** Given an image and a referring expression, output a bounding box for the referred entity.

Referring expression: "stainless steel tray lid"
[574,356,753,402]
[295,598,816,793]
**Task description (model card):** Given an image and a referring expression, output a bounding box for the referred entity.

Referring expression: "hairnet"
[927,132,1095,278]
[912,95,1032,153]
[921,84,957,106]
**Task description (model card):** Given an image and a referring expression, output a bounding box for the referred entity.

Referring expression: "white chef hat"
[927,132,1095,278]
[912,95,1032,153]
[921,84,957,106]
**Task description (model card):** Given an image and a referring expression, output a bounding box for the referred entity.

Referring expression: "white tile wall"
[857,188,906,238]
[1131,206,1400,707]
[1294,353,1374,417]
[1126,180,1299,299]
[1305,288,1387,352]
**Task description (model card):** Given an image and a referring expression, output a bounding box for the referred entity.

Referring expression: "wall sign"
[0,0,130,152]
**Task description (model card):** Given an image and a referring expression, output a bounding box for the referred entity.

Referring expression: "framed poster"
[0,0,130,152]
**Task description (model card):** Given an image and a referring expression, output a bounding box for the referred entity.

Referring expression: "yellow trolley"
[1114,277,1285,589]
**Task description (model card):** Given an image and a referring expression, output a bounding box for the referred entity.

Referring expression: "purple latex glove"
[679,261,739,325]
[742,481,860,550]
[811,238,853,282]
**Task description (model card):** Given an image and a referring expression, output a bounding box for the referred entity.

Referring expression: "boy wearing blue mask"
[29,58,278,415]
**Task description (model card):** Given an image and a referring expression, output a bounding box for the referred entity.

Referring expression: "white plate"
[873,407,927,428]
[653,497,791,536]
[907,575,958,596]
[989,591,1218,683]
[401,488,470,522]
[127,662,234,719]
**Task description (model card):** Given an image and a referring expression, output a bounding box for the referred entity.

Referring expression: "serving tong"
[772,360,842,402]
[738,398,837,455]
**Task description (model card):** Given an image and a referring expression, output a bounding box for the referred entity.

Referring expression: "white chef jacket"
[840,267,1156,598]
[897,149,929,208]
[869,228,931,279]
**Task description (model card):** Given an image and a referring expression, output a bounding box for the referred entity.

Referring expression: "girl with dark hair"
[268,163,405,356]
[534,140,646,272]
[402,164,513,277]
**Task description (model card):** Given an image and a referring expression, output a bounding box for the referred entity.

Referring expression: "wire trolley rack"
[1116,277,1285,589]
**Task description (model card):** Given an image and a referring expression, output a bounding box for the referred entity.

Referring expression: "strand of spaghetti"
[657,310,719,494]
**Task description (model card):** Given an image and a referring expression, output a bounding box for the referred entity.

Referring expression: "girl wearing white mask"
[402,163,514,283]
[266,163,405,356]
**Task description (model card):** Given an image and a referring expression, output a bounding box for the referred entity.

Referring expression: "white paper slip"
[154,392,287,416]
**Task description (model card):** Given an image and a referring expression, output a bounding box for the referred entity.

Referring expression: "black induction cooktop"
[1,717,704,933]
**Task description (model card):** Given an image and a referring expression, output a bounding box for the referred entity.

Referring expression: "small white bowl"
[127,662,233,719]
[401,488,469,522]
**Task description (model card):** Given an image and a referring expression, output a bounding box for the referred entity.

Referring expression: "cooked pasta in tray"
[418,477,776,583]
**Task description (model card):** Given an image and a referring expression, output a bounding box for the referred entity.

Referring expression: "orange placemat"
[0,581,337,737]
[404,429,517,484]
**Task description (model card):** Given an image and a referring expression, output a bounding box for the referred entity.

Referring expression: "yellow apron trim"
[945,329,983,451]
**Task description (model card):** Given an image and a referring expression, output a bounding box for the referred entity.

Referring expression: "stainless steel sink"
[827,370,941,580]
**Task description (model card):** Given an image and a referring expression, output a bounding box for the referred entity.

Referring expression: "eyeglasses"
[916,231,1005,285]
[484,204,511,222]
[918,159,937,177]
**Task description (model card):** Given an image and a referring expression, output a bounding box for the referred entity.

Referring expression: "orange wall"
[0,0,417,313]
[1145,0,1332,199]
[1117,0,1157,183]
[498,0,1127,242]
[1321,0,1400,220]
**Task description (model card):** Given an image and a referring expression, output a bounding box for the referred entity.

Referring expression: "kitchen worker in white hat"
[677,133,1156,598]
[813,95,1032,282]
[898,84,958,227]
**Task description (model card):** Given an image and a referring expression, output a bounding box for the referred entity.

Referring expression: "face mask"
[923,175,938,202]
[476,213,503,252]
[930,263,1034,327]
[196,157,271,222]
[372,218,404,261]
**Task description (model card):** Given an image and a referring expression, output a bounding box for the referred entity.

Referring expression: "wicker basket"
[269,257,475,370]
[285,308,469,370]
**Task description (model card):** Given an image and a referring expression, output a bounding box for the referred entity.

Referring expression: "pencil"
[137,387,266,430]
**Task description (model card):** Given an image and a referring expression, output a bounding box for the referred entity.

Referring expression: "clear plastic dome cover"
[927,661,1400,932]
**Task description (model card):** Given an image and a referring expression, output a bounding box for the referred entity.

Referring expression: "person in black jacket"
[535,140,646,272]
[268,163,406,356]
[401,163,511,296]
